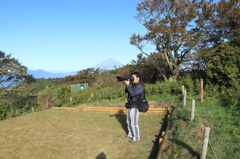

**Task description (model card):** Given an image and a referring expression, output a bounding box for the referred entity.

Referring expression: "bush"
[0,101,12,120]
[37,86,56,110]
[52,86,71,106]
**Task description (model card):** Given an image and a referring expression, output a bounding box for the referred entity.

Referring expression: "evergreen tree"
[206,37,240,88]
[0,51,28,88]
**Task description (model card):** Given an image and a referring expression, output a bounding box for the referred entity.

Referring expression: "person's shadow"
[109,109,128,134]
[96,152,107,159]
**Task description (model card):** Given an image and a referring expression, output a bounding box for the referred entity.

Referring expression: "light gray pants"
[126,108,140,141]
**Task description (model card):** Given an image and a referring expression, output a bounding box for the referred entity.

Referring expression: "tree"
[63,67,102,85]
[204,0,240,47]
[181,0,240,78]
[126,53,165,83]
[130,0,213,81]
[0,51,29,88]
[206,37,240,88]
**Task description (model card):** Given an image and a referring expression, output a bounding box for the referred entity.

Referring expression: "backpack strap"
[138,83,145,101]
[141,86,146,101]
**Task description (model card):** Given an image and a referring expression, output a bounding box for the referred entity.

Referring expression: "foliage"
[19,77,63,95]
[191,0,240,76]
[166,99,240,158]
[116,60,165,84]
[129,53,165,83]
[204,0,240,47]
[52,85,71,106]
[206,37,240,89]
[178,75,198,93]
[92,70,122,88]
[144,81,181,96]
[0,86,39,120]
[37,86,56,110]
[130,0,213,81]
[0,51,29,88]
[0,101,11,120]
[63,67,101,85]
[0,77,64,119]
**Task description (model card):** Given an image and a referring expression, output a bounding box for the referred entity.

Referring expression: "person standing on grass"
[124,72,144,143]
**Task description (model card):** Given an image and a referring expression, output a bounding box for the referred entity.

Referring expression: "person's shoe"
[129,140,140,143]
[125,135,132,138]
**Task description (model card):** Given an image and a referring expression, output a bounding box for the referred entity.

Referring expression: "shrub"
[37,86,56,110]
[206,37,240,88]
[0,101,12,120]
[52,86,71,106]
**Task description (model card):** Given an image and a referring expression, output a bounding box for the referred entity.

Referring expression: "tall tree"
[187,0,240,76]
[130,0,213,81]
[0,51,29,88]
[204,0,240,47]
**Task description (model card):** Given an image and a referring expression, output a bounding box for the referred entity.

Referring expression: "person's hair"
[132,72,141,79]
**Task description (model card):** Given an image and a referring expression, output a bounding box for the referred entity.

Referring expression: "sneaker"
[125,135,132,138]
[129,140,140,143]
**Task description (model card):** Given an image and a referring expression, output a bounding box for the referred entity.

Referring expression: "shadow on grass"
[147,113,168,159]
[109,110,128,134]
[96,152,107,159]
[168,139,200,158]
[147,107,200,159]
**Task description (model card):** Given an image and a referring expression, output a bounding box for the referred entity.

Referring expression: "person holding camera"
[124,72,144,143]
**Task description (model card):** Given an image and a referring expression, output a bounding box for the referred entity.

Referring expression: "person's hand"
[124,79,130,85]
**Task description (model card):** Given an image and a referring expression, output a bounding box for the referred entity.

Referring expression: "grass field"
[0,108,165,159]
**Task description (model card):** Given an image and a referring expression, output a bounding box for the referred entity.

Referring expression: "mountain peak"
[94,59,123,70]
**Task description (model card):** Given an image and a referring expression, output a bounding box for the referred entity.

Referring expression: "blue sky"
[0,0,146,73]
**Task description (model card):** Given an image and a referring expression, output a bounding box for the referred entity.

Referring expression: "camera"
[116,76,134,82]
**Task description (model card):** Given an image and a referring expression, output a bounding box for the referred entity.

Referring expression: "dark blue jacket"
[125,82,144,108]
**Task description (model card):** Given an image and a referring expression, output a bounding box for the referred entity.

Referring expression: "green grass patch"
[0,109,165,159]
[164,99,240,159]
[147,93,181,102]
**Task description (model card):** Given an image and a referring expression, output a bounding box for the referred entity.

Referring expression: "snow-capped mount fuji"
[93,58,123,70]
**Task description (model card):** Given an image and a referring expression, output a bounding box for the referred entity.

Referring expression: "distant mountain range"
[27,58,123,79]
[27,69,78,79]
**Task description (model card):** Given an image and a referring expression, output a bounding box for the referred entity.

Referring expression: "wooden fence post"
[200,79,204,102]
[182,85,184,95]
[190,100,195,121]
[183,90,187,107]
[201,127,210,159]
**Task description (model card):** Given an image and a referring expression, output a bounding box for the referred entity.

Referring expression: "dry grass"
[0,108,165,159]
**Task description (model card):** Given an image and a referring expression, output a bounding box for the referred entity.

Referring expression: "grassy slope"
[0,108,165,159]
[164,97,240,159]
